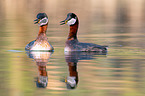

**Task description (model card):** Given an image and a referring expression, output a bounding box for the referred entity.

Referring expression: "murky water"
[1,0,145,96]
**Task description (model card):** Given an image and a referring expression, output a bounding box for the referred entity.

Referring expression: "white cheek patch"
[67,18,76,25]
[38,17,48,26]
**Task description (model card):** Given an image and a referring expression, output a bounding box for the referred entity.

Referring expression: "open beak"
[34,18,40,24]
[60,15,70,25]
[60,20,68,25]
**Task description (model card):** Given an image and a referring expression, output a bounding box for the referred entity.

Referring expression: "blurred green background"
[1,0,145,96]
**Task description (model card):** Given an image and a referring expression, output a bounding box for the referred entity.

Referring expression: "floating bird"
[25,13,54,51]
[60,13,108,52]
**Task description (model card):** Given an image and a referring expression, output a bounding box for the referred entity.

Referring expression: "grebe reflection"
[26,51,53,88]
[64,51,107,89]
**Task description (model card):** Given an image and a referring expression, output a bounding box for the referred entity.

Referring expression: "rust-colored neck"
[38,24,48,36]
[38,66,47,76]
[68,20,79,40]
[68,62,78,77]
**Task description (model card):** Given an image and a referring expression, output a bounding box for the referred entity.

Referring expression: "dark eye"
[71,13,76,18]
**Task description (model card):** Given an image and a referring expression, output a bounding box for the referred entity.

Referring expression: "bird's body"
[60,13,108,52]
[26,34,53,51]
[65,39,107,52]
[25,13,54,51]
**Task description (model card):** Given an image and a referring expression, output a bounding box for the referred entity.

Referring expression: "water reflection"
[1,0,145,95]
[64,51,107,89]
[26,51,53,88]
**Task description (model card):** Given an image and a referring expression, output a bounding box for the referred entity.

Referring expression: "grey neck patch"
[38,17,48,26]
[67,18,77,26]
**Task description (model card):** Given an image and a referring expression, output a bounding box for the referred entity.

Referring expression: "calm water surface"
[1,0,145,96]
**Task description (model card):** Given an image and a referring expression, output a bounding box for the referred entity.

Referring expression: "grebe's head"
[60,13,78,26]
[34,13,48,26]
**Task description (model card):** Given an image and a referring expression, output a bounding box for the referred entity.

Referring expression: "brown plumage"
[60,13,108,52]
[25,13,54,51]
